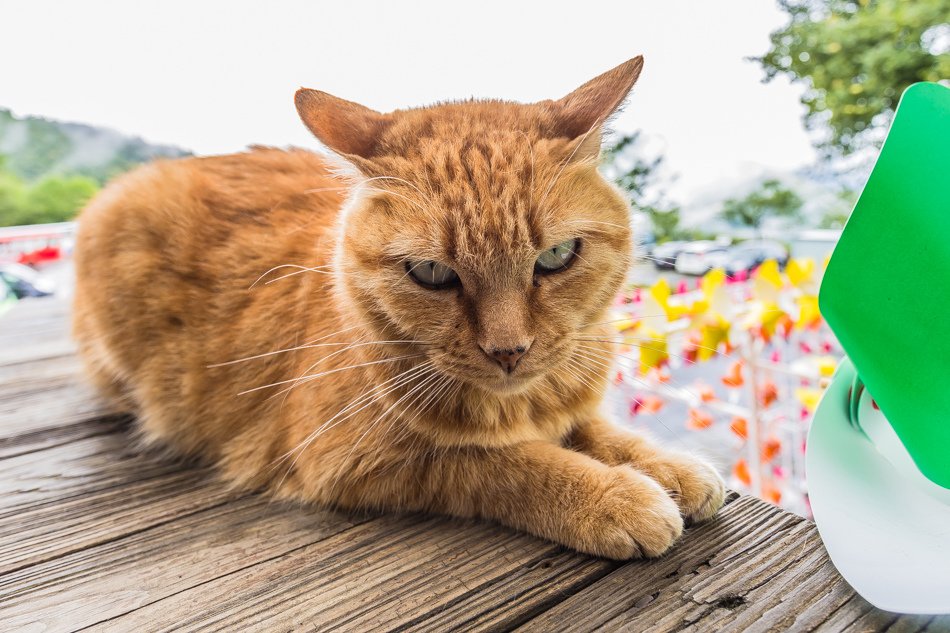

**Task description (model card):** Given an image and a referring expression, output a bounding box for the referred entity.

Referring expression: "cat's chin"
[476,372,544,397]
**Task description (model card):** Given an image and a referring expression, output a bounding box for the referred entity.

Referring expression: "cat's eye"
[535,238,580,273]
[406,260,460,290]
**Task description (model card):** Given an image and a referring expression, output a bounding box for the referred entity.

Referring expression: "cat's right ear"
[294,89,392,160]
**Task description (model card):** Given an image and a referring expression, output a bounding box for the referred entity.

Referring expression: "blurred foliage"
[818,189,860,228]
[819,210,850,228]
[720,179,804,231]
[0,111,73,180]
[757,0,950,155]
[0,107,190,186]
[0,155,99,226]
[0,107,191,226]
[645,207,682,243]
[603,132,695,243]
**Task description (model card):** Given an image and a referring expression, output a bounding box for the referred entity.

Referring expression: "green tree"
[602,132,684,242]
[818,189,859,228]
[644,206,682,243]
[19,175,98,225]
[0,153,100,227]
[0,156,28,227]
[756,0,950,155]
[720,179,804,233]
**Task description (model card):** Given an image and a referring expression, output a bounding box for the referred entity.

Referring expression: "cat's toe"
[641,453,726,524]
[577,468,684,560]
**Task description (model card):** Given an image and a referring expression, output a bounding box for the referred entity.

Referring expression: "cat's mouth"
[433,361,546,396]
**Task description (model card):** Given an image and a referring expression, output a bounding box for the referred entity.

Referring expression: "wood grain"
[0,496,360,632]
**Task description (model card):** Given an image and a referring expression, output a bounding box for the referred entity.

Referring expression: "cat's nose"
[484,344,530,374]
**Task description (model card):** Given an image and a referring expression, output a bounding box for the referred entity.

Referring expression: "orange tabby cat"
[73,57,725,559]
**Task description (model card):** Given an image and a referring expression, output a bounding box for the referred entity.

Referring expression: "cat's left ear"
[552,56,644,159]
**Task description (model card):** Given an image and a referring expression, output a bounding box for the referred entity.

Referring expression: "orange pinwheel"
[696,382,717,403]
[721,360,745,388]
[730,416,748,440]
[761,437,782,463]
[758,379,779,408]
[762,483,782,505]
[733,459,751,486]
[686,408,714,430]
[631,394,664,416]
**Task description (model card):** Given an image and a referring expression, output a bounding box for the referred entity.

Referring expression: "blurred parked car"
[0,263,56,298]
[721,241,789,276]
[0,275,17,315]
[651,240,689,269]
[674,241,730,275]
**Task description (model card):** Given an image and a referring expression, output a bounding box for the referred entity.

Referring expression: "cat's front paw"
[638,452,726,524]
[570,467,684,560]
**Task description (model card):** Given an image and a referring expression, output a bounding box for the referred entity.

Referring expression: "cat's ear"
[295,89,392,160]
[552,56,644,159]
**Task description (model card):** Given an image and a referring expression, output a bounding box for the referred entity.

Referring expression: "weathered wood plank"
[86,515,562,632]
[0,428,171,511]
[0,298,118,448]
[0,468,240,576]
[407,546,621,632]
[0,496,361,632]
[0,424,245,576]
[515,496,950,632]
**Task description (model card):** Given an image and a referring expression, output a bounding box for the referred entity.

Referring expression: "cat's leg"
[568,416,726,523]
[343,440,684,560]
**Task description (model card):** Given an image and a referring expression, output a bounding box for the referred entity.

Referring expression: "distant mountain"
[0,108,191,184]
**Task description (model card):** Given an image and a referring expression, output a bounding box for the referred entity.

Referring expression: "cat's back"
[75,146,341,252]
[73,147,345,420]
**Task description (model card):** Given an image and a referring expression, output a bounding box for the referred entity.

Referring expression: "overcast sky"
[2,0,817,205]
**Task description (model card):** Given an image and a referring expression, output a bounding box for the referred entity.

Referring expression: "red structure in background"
[0,222,76,265]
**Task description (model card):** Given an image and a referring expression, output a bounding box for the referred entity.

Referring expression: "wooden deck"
[1,297,947,632]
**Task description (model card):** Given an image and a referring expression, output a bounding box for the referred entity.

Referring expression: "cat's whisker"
[241,353,425,396]
[352,368,443,460]
[635,254,688,266]
[579,313,679,328]
[267,352,430,402]
[209,339,429,368]
[300,185,357,195]
[574,344,712,409]
[575,338,725,367]
[574,335,728,359]
[574,347,683,439]
[320,367,442,500]
[289,361,435,456]
[271,361,436,479]
[299,322,364,346]
[569,248,593,268]
[359,175,439,208]
[264,333,375,395]
[263,267,337,285]
[537,121,601,210]
[378,373,459,478]
[559,355,602,393]
[564,219,630,232]
[248,264,333,289]
[581,305,792,330]
[358,185,430,214]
